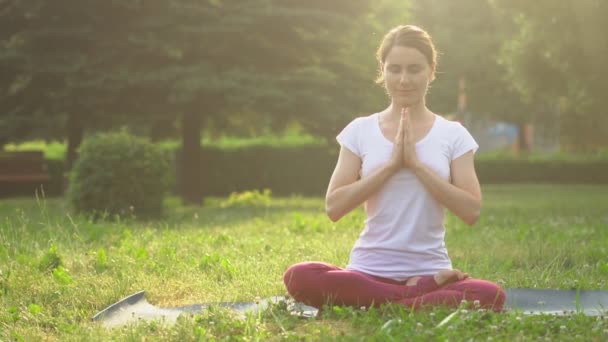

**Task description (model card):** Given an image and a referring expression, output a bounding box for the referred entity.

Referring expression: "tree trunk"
[179,112,203,205]
[516,122,531,154]
[66,112,84,170]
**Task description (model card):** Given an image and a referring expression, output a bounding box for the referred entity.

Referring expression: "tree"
[1,0,382,203]
[408,0,526,125]
[496,0,608,152]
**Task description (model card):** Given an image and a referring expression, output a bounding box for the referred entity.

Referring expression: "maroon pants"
[283,262,505,311]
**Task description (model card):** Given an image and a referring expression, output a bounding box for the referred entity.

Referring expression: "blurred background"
[1,0,607,202]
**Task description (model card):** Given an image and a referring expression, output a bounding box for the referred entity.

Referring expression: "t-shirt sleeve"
[336,118,361,157]
[451,123,479,160]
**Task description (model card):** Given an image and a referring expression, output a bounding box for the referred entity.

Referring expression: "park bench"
[0,151,51,197]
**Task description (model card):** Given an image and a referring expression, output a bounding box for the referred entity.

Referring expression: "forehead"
[385,45,429,66]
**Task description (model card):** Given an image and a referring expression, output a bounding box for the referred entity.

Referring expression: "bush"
[38,144,608,200]
[67,130,171,219]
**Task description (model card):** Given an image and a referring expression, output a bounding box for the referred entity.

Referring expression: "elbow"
[463,212,480,226]
[463,205,481,226]
[325,204,342,223]
[325,198,343,222]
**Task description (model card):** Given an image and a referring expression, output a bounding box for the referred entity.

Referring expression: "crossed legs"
[283,261,505,311]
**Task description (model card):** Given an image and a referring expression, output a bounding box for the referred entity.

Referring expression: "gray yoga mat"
[93,289,608,328]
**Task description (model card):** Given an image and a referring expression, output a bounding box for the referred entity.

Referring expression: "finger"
[400,109,406,139]
[403,110,411,143]
[396,112,405,142]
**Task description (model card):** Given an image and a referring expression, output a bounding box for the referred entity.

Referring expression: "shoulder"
[433,115,479,156]
[435,114,464,130]
[340,113,377,133]
[434,115,472,136]
[347,113,377,127]
[336,113,378,152]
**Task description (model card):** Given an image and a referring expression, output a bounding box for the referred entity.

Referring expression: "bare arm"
[412,151,482,225]
[326,114,408,222]
[399,110,481,225]
[325,146,400,222]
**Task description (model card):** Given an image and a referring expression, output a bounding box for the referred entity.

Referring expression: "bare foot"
[405,276,421,286]
[433,269,469,287]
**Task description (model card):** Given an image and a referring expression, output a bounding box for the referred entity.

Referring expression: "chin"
[392,97,421,108]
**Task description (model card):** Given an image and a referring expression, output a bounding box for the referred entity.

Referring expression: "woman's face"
[382,45,434,108]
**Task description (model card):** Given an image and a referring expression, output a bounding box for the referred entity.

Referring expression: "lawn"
[1,185,607,341]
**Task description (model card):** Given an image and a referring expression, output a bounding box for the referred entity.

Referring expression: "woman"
[283,25,505,311]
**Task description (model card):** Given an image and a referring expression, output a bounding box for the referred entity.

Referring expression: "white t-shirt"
[336,113,479,281]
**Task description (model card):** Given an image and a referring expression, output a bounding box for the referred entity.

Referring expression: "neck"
[385,100,430,123]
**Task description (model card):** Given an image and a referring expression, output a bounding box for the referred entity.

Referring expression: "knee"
[283,262,319,295]
[494,285,507,311]
[283,263,303,292]
[472,280,506,311]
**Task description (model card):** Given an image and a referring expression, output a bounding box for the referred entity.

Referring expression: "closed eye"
[407,65,423,73]
[387,65,402,73]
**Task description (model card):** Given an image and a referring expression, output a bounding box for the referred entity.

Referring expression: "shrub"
[219,189,272,208]
[38,245,62,272]
[67,130,171,219]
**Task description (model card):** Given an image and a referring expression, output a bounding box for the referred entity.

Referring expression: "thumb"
[397,112,405,141]
[400,108,407,139]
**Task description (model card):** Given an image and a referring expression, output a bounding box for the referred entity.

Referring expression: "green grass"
[1,185,608,340]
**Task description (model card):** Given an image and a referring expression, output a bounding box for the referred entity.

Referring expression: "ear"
[377,63,387,84]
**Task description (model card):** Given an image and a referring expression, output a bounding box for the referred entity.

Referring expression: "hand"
[401,108,420,169]
[388,110,405,172]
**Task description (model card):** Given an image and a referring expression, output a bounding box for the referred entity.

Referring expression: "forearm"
[326,163,397,222]
[412,162,481,225]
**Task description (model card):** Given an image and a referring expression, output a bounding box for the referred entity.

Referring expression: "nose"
[399,72,410,85]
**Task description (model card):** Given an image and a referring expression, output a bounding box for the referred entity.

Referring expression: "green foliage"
[67,130,171,219]
[38,245,62,272]
[496,0,608,152]
[477,148,608,162]
[52,266,73,285]
[6,130,326,158]
[4,140,66,160]
[410,0,525,118]
[3,0,608,155]
[94,248,108,273]
[27,304,42,315]
[12,144,608,198]
[476,160,608,184]
[0,0,380,144]
[220,189,272,208]
[196,148,608,196]
[198,146,336,196]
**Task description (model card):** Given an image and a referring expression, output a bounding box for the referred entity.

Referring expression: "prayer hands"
[401,107,419,169]
[389,110,405,172]
[389,107,420,172]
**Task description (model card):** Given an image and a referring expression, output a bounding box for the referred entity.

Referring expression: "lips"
[396,89,415,95]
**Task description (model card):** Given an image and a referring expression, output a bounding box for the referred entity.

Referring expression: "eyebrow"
[386,63,423,68]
